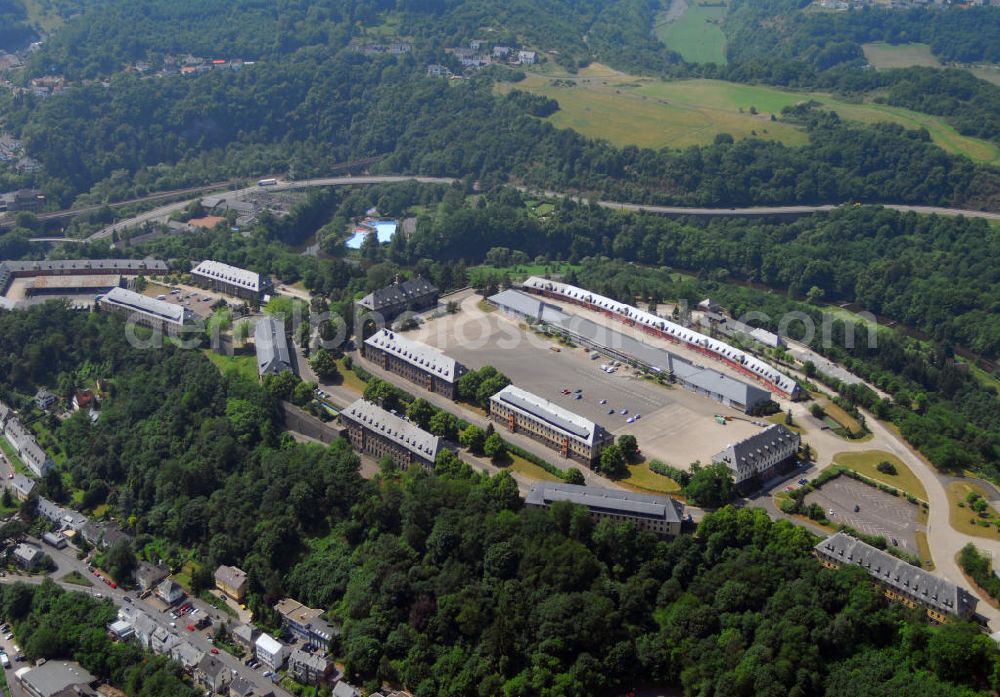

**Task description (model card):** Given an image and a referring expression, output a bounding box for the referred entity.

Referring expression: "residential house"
[156,579,185,605]
[195,654,232,694]
[134,561,168,593]
[492,46,513,59]
[517,50,537,64]
[170,641,204,673]
[72,390,95,412]
[231,623,259,652]
[228,676,263,697]
[288,648,333,685]
[8,473,35,501]
[16,661,96,697]
[13,543,44,570]
[214,564,248,601]
[50,686,99,697]
[149,625,179,655]
[107,619,134,641]
[426,64,450,77]
[0,402,55,476]
[254,633,289,671]
[33,389,57,411]
[42,532,67,549]
[275,597,337,647]
[332,682,361,697]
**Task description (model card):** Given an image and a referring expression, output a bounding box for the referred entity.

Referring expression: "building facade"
[254,633,288,671]
[96,287,194,331]
[214,565,248,601]
[525,482,684,537]
[275,598,336,647]
[0,402,55,476]
[288,648,333,686]
[815,532,978,623]
[488,385,612,467]
[340,399,441,469]
[355,276,438,324]
[712,424,800,487]
[362,329,465,399]
[191,260,269,301]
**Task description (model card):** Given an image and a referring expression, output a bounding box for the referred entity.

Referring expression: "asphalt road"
[43,175,997,243]
[0,538,293,697]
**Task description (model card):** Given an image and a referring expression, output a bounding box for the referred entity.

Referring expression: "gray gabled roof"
[364,329,463,383]
[255,316,292,375]
[357,276,437,312]
[342,399,440,460]
[526,482,682,522]
[490,385,606,448]
[713,424,800,470]
[816,532,977,617]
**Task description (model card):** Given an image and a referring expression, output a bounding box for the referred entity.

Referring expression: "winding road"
[10,174,998,244]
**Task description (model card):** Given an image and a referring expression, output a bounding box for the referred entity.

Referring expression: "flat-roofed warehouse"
[362,328,465,399]
[712,424,800,488]
[96,287,194,330]
[815,532,978,623]
[488,289,773,414]
[525,482,684,537]
[190,259,270,301]
[340,398,441,469]
[489,384,612,467]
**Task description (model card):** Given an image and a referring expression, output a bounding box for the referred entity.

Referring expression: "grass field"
[508,454,562,482]
[655,0,728,65]
[832,450,928,502]
[816,397,866,438]
[968,65,1000,86]
[622,461,683,494]
[946,481,1000,540]
[339,359,369,394]
[496,72,1000,163]
[61,570,93,587]
[203,350,258,382]
[862,42,941,69]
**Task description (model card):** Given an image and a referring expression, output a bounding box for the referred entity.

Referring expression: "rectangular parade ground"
[412,292,769,469]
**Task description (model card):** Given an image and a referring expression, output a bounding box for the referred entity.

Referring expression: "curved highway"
[9,173,991,243]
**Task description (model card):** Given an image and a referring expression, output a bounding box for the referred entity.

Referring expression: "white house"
[255,632,289,671]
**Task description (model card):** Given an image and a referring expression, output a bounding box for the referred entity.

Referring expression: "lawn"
[968,65,1000,86]
[655,0,728,65]
[831,450,927,502]
[621,461,682,495]
[946,481,1000,540]
[816,397,865,437]
[862,42,941,69]
[496,74,1000,163]
[467,262,581,286]
[174,560,201,593]
[60,570,93,587]
[335,360,367,394]
[202,350,258,382]
[0,438,29,476]
[767,413,804,435]
[968,363,1000,398]
[507,453,562,482]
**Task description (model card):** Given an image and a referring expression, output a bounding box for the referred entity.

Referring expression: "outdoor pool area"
[345,219,398,249]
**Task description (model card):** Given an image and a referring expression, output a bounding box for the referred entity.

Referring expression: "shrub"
[876,461,897,476]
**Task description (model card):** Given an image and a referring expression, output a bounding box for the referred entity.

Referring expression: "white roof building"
[364,328,464,383]
[97,287,193,327]
[490,385,606,449]
[191,260,265,293]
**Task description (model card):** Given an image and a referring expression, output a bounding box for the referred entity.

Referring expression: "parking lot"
[804,477,923,553]
[414,294,764,468]
[144,282,227,319]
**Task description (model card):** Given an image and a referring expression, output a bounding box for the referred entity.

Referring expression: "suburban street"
[0,538,293,697]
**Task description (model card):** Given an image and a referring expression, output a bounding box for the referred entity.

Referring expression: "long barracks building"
[816,532,978,623]
[190,260,270,301]
[362,329,465,399]
[521,277,802,400]
[489,385,613,467]
[340,398,441,469]
[526,482,684,537]
[96,287,194,330]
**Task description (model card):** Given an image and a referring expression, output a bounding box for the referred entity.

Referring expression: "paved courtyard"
[805,476,923,554]
[414,294,764,468]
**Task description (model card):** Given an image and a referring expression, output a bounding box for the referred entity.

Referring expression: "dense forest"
[0,0,35,52]
[0,304,998,696]
[0,580,198,697]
